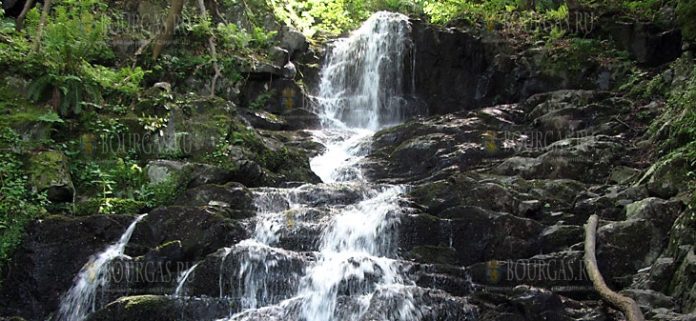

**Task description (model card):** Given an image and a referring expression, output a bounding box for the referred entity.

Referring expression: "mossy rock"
[26,150,74,203]
[84,295,231,321]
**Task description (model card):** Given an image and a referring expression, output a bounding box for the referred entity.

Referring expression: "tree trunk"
[584,215,645,321]
[15,0,36,31]
[152,0,186,60]
[31,0,52,52]
[196,0,222,96]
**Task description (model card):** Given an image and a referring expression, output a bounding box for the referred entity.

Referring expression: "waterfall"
[315,11,412,131]
[173,262,200,297]
[55,214,146,321]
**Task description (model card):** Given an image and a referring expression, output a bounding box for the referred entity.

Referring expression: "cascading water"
[217,11,430,321]
[49,12,476,321]
[56,214,146,321]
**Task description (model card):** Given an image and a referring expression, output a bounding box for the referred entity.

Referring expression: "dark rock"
[603,20,682,66]
[468,251,592,294]
[596,219,666,286]
[539,225,584,254]
[173,183,255,220]
[127,206,248,260]
[625,197,684,232]
[399,207,542,266]
[84,295,231,321]
[510,285,570,321]
[0,215,135,321]
[621,289,676,310]
[669,246,696,313]
[494,135,626,183]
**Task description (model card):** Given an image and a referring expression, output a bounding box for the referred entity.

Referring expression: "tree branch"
[152,0,186,61]
[15,0,36,31]
[584,214,645,321]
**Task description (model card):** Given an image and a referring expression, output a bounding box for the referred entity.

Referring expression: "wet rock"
[367,110,518,182]
[186,242,310,310]
[358,286,477,321]
[84,295,231,321]
[408,263,475,297]
[173,183,255,220]
[400,206,543,266]
[0,215,135,321]
[510,285,570,321]
[127,206,248,260]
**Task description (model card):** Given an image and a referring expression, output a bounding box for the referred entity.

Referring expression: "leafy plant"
[677,0,696,41]
[0,128,48,271]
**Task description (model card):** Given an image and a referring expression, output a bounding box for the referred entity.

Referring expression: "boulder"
[279,26,309,57]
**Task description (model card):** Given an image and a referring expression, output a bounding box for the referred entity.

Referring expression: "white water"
[220,11,419,321]
[56,214,146,321]
[173,262,200,297]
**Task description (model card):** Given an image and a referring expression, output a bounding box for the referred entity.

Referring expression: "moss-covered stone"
[26,150,74,203]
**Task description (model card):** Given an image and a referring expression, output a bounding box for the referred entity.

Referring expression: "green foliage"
[0,128,48,269]
[81,65,146,98]
[677,0,696,41]
[70,157,185,214]
[249,91,274,110]
[23,0,126,116]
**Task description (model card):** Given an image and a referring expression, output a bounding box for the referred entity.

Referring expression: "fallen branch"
[584,214,645,321]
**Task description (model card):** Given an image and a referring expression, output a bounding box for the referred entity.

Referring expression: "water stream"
[56,214,147,321]
[220,11,422,321]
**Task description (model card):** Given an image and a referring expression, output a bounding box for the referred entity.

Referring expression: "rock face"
[409,22,629,115]
[602,19,682,66]
[0,215,134,320]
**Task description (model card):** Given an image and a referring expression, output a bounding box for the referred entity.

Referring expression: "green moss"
[121,295,171,311]
[74,198,146,216]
